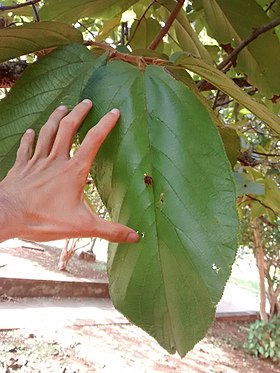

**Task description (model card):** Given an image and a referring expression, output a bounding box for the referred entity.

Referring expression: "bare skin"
[0,99,139,243]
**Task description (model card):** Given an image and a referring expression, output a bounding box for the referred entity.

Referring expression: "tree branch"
[0,61,27,88]
[0,0,41,11]
[218,15,280,71]
[84,40,168,67]
[149,0,184,50]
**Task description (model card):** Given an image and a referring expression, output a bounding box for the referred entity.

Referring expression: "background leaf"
[40,0,138,23]
[200,0,280,97]
[0,22,82,63]
[157,0,212,62]
[172,53,280,135]
[234,172,265,196]
[130,17,163,50]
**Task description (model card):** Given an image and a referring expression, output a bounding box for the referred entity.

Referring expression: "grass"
[229,276,259,294]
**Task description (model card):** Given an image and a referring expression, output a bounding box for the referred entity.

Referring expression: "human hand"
[0,99,139,243]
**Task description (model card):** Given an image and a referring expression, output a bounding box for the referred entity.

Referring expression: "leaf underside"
[0,44,238,357]
[0,21,82,63]
[39,0,138,23]
[201,0,280,97]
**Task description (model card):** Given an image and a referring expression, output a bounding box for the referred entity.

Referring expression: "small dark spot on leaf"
[144,172,153,186]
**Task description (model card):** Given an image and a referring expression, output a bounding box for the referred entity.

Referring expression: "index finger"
[74,108,120,173]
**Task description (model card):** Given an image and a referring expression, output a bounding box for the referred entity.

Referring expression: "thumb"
[92,216,139,243]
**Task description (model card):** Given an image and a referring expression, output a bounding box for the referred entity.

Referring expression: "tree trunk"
[267,284,280,317]
[58,238,78,271]
[252,218,268,321]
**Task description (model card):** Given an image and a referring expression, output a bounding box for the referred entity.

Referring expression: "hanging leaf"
[0,44,238,357]
[0,21,82,63]
[95,16,121,42]
[39,0,138,23]
[199,0,280,97]
[80,59,238,357]
[172,53,280,135]
[129,18,163,51]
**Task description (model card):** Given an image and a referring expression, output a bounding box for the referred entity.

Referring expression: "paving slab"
[0,297,127,330]
[0,239,260,328]
[0,286,259,332]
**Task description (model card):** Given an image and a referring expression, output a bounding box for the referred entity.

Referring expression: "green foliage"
[0,44,238,357]
[157,0,212,62]
[197,0,280,97]
[39,0,138,23]
[172,53,280,134]
[129,17,162,50]
[244,316,280,361]
[0,22,82,63]
[0,45,104,179]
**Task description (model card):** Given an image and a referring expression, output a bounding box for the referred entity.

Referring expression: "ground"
[1,320,279,372]
[0,240,279,372]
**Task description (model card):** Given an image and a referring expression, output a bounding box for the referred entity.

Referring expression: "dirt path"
[0,240,278,372]
[0,321,279,372]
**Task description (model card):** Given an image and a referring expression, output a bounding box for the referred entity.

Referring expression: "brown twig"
[149,0,184,50]
[77,21,95,38]
[252,150,280,157]
[212,89,221,110]
[245,195,277,215]
[84,40,168,66]
[32,3,40,22]
[0,0,41,11]
[265,0,277,13]
[218,15,280,71]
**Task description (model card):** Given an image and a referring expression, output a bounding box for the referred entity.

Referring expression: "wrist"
[0,185,17,242]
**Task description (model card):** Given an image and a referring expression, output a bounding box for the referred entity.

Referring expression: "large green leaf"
[0,21,82,63]
[165,66,240,167]
[80,60,238,356]
[40,0,138,23]
[172,53,280,135]
[0,44,238,357]
[199,0,280,97]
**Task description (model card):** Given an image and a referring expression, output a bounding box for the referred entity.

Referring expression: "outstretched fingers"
[32,105,69,159]
[15,129,35,165]
[51,99,93,157]
[74,108,120,174]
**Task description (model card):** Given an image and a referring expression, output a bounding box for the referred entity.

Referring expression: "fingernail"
[110,108,120,115]
[82,99,92,105]
[26,128,34,134]
[57,105,68,111]
[127,231,139,243]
